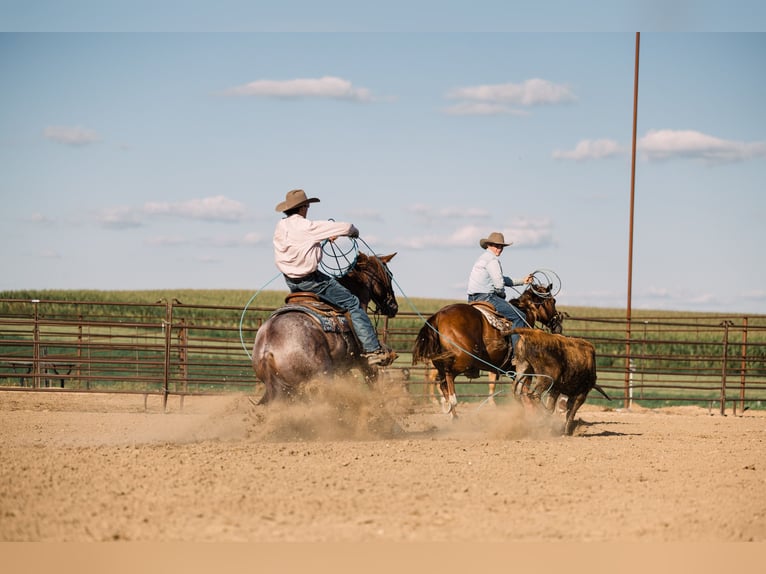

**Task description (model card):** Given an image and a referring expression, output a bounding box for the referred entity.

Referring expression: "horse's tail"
[255,350,280,405]
[412,319,441,366]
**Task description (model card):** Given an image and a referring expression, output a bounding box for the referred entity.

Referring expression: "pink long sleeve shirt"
[273,214,358,278]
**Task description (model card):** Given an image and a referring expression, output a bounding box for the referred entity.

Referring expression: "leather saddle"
[469,301,515,335]
[272,292,352,334]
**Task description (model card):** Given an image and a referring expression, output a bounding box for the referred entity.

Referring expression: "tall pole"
[625,32,640,409]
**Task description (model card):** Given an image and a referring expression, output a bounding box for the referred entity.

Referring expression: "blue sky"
[1,9,765,315]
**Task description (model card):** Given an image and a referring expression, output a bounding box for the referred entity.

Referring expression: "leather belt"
[284,271,320,282]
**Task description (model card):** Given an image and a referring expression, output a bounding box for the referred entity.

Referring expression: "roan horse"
[412,283,562,417]
[253,252,398,404]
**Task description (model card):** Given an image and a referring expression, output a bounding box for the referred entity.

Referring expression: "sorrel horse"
[412,283,562,417]
[253,252,398,404]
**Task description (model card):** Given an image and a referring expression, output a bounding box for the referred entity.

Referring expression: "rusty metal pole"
[625,32,640,409]
[32,299,41,389]
[178,318,188,395]
[740,317,748,414]
[77,316,83,389]
[162,299,174,412]
[720,320,733,416]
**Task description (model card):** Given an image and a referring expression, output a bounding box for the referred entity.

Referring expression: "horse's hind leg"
[437,379,450,414]
[441,373,459,418]
[487,371,499,405]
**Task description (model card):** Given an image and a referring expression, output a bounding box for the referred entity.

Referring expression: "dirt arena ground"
[1,379,765,549]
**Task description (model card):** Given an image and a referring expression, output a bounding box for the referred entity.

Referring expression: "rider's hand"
[348,227,359,238]
[524,274,534,284]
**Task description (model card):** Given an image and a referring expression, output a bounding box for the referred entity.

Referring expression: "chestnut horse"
[412,283,562,417]
[253,252,398,404]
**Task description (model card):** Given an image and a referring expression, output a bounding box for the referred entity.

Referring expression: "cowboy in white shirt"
[467,231,533,348]
[273,189,395,367]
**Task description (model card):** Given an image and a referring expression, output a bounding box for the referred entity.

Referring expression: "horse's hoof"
[440,397,452,414]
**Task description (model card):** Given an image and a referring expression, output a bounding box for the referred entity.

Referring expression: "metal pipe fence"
[1,298,764,413]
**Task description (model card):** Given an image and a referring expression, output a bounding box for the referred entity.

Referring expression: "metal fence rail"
[1,298,765,413]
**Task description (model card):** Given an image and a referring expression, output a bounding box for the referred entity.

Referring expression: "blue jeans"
[468,292,528,347]
[285,271,381,353]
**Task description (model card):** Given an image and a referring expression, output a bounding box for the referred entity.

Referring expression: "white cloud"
[209,232,265,247]
[553,139,625,161]
[442,102,529,116]
[639,129,766,163]
[347,208,384,221]
[143,195,246,222]
[224,76,373,102]
[97,196,247,230]
[398,219,555,250]
[144,236,189,246]
[438,207,491,218]
[38,249,61,259]
[43,125,99,146]
[444,78,576,116]
[242,232,264,245]
[97,206,144,229]
[195,254,223,264]
[29,213,53,224]
[407,204,490,222]
[502,218,555,248]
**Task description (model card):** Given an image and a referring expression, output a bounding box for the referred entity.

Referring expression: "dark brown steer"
[511,328,611,435]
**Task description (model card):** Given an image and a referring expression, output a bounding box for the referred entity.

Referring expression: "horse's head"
[340,252,399,318]
[521,283,564,334]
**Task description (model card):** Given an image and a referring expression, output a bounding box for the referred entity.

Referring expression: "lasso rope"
[239,272,282,360]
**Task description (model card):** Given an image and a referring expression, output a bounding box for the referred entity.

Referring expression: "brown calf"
[511,328,611,435]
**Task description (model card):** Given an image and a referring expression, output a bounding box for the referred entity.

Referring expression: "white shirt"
[466,250,515,294]
[273,214,358,278]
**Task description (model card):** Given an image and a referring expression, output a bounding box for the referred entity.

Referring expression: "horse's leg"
[437,378,450,413]
[426,365,440,405]
[361,362,379,385]
[487,371,499,405]
[444,372,459,418]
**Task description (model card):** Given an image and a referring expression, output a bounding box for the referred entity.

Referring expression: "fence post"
[740,317,748,415]
[178,318,188,394]
[162,299,174,411]
[32,300,41,389]
[720,320,733,416]
[77,317,84,389]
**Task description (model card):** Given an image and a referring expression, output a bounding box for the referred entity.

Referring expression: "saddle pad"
[271,302,351,334]
[470,302,514,335]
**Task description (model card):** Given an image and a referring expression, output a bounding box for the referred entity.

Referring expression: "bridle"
[523,284,564,333]
[342,254,398,318]
[363,257,398,318]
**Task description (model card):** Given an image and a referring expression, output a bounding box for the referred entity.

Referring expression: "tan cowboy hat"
[275,189,320,212]
[479,231,512,249]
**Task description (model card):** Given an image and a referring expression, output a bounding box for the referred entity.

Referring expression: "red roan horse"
[412,283,563,417]
[253,252,398,404]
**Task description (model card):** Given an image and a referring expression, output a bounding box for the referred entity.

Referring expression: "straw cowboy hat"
[479,231,512,249]
[275,189,320,212]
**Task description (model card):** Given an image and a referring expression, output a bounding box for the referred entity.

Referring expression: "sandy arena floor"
[1,379,765,545]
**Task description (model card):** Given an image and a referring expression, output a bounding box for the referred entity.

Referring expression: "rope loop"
[319,235,359,278]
